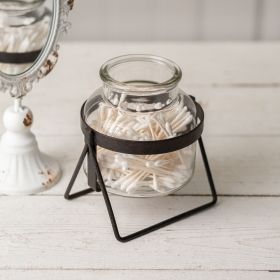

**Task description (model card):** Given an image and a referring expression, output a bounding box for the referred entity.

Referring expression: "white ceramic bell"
[0,98,61,195]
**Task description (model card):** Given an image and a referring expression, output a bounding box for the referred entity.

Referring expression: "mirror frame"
[0,0,74,98]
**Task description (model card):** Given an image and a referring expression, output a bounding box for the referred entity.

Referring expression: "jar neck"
[100,55,182,113]
[103,83,179,113]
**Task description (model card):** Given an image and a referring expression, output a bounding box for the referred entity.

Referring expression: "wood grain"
[0,196,279,270]
[0,270,279,280]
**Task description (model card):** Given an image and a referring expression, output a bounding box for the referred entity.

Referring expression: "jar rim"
[99,54,182,95]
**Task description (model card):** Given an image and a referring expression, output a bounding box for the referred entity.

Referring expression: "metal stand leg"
[65,137,218,242]
[64,145,95,200]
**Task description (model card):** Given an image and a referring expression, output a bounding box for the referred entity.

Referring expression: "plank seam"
[0,268,278,272]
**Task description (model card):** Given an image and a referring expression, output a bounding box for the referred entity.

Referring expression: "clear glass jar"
[84,55,197,197]
[0,0,51,75]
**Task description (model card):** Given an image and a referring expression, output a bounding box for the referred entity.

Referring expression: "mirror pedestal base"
[0,101,61,195]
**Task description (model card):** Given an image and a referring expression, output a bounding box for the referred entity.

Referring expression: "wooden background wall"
[66,0,280,41]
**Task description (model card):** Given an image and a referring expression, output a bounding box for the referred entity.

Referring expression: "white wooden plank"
[4,42,275,102]
[2,47,280,137]
[11,135,279,196]
[43,42,280,86]
[0,196,279,270]
[2,86,280,137]
[200,0,256,40]
[0,270,278,280]
[260,0,280,40]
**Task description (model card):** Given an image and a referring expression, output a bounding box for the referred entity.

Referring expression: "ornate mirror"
[0,0,74,195]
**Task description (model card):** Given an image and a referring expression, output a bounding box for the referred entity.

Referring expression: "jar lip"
[100,54,182,94]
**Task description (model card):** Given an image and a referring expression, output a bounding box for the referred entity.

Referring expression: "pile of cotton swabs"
[91,100,195,194]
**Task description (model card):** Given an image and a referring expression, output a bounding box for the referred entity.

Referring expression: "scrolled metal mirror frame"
[0,0,74,98]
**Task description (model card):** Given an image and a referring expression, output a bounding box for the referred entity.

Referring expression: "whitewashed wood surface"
[0,42,280,279]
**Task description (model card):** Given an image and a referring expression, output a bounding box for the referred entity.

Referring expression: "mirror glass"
[0,0,53,75]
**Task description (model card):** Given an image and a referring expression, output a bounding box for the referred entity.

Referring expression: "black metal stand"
[65,137,217,243]
[65,97,217,242]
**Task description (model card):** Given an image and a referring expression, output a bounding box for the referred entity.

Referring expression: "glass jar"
[0,0,51,75]
[84,55,197,197]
